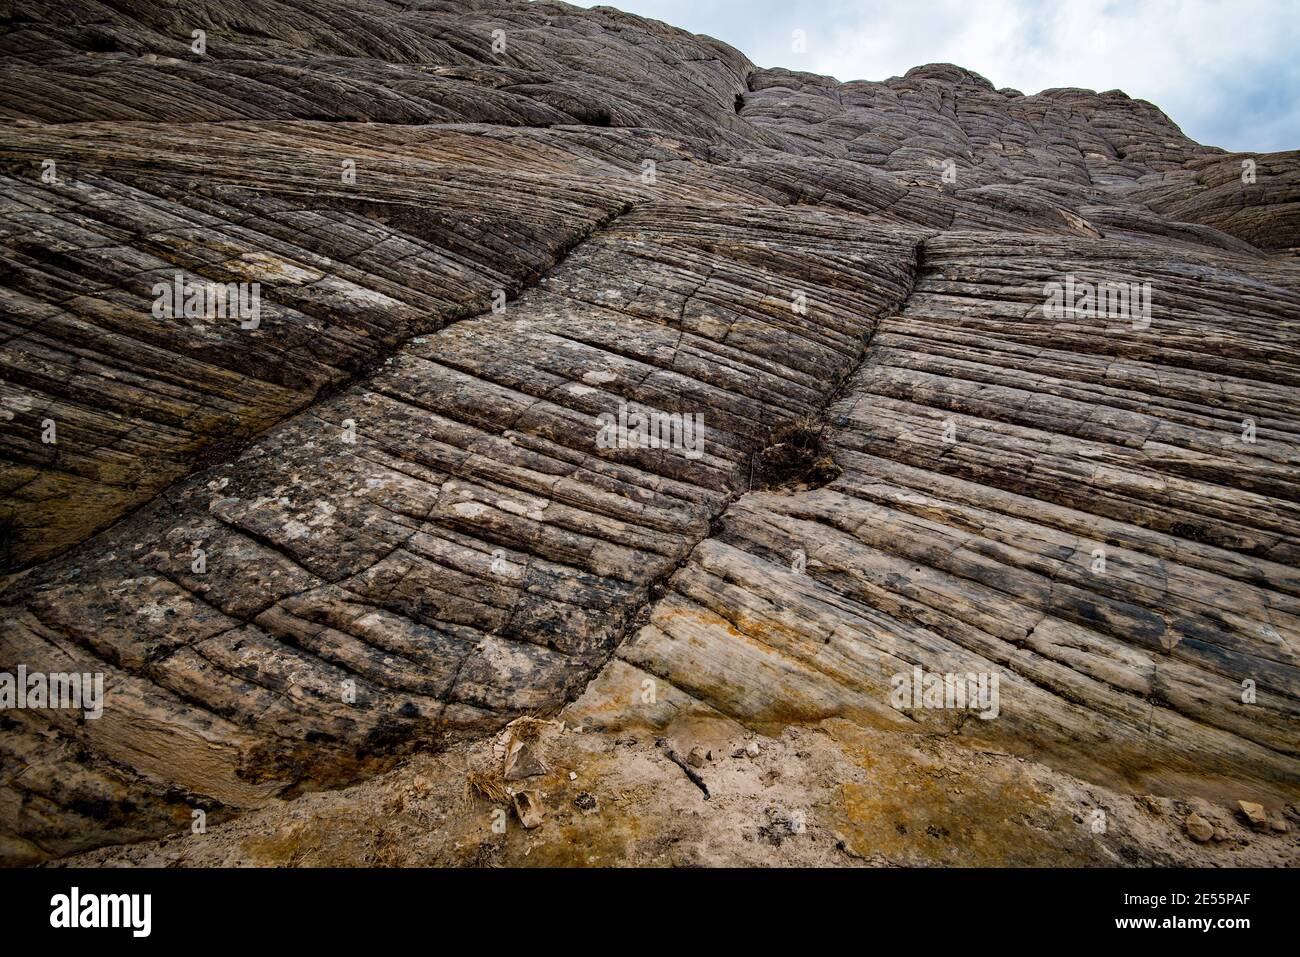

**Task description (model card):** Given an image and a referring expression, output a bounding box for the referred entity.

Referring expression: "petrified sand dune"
[0,0,1297,865]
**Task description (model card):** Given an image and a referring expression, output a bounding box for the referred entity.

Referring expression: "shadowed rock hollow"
[0,0,1297,866]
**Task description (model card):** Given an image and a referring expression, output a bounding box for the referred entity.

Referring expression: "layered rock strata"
[0,0,1296,864]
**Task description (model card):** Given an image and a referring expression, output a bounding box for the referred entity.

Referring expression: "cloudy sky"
[572,0,1298,152]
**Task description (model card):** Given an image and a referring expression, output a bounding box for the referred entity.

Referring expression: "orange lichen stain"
[516,810,646,867]
[242,836,298,865]
[730,611,821,653]
[488,755,654,867]
[243,809,401,866]
[834,745,1089,866]
[653,603,747,640]
[241,819,316,865]
[646,606,851,728]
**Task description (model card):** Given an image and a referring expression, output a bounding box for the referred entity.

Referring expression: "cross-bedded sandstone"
[0,0,1296,865]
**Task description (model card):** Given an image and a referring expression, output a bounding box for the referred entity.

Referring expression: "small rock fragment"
[501,717,552,781]
[512,789,544,829]
[687,747,707,769]
[1237,800,1268,830]
[1184,813,1214,843]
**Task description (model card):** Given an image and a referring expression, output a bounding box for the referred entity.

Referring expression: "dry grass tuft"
[464,769,509,805]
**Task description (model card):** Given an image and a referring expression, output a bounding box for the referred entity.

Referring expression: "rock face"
[0,1,1297,865]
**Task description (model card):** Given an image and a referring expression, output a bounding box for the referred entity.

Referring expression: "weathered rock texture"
[0,0,1296,865]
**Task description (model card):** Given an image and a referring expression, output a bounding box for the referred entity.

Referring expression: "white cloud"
[570,0,1298,151]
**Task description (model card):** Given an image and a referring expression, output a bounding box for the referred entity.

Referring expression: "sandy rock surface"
[1,0,1297,866]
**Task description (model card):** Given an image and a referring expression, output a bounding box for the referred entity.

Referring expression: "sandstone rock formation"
[0,0,1296,866]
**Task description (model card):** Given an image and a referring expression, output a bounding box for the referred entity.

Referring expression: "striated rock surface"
[0,0,1297,865]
